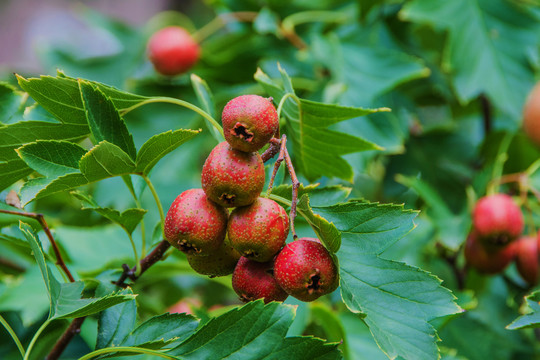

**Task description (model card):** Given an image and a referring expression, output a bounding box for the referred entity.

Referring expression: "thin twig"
[261,137,281,163]
[266,135,288,197]
[261,135,300,238]
[46,317,86,360]
[0,257,25,273]
[0,209,75,282]
[284,145,300,239]
[114,240,172,288]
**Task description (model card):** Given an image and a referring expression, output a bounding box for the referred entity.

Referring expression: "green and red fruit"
[232,257,288,303]
[147,26,200,76]
[222,95,279,153]
[464,231,516,274]
[515,234,539,285]
[187,240,241,277]
[201,141,265,208]
[164,188,228,255]
[274,238,339,302]
[523,81,540,147]
[228,197,289,262]
[472,194,523,244]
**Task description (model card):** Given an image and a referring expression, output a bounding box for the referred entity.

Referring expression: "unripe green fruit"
[147,26,200,76]
[472,194,523,245]
[228,197,289,262]
[187,240,241,277]
[201,141,265,208]
[222,95,279,152]
[232,257,288,303]
[164,189,228,255]
[464,231,516,274]
[274,238,339,302]
[515,234,539,285]
[523,82,540,147]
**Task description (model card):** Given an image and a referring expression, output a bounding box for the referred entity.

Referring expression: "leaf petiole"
[77,346,179,360]
[120,97,224,138]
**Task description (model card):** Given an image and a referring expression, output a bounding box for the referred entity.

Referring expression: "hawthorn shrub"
[1,1,540,359]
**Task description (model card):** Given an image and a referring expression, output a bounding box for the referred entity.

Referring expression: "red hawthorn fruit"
[201,141,265,208]
[523,82,540,147]
[232,257,288,303]
[515,235,539,285]
[274,238,339,302]
[472,194,523,244]
[228,197,289,262]
[222,95,279,152]
[464,230,517,274]
[147,26,200,76]
[164,188,228,255]
[187,240,241,277]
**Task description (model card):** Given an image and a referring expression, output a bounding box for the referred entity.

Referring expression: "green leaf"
[122,313,199,349]
[71,191,146,235]
[395,174,468,251]
[0,81,27,124]
[19,221,134,320]
[0,158,33,192]
[135,129,201,175]
[254,7,280,35]
[334,33,429,107]
[16,140,87,178]
[79,141,136,181]
[18,221,61,307]
[314,200,419,255]
[255,65,386,182]
[190,74,223,142]
[19,173,88,206]
[0,121,88,148]
[0,121,88,191]
[507,291,540,330]
[16,73,147,126]
[169,301,341,359]
[51,281,136,320]
[267,337,342,360]
[20,141,136,205]
[339,253,462,360]
[96,288,137,349]
[79,80,136,160]
[297,195,341,253]
[401,0,539,118]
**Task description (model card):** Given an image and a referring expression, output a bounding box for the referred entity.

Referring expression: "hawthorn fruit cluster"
[164,95,339,303]
[465,193,539,284]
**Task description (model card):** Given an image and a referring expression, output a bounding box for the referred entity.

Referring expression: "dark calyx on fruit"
[274,238,339,302]
[232,257,288,304]
[164,189,228,255]
[222,95,279,153]
[201,141,265,208]
[228,197,289,262]
[231,122,254,142]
